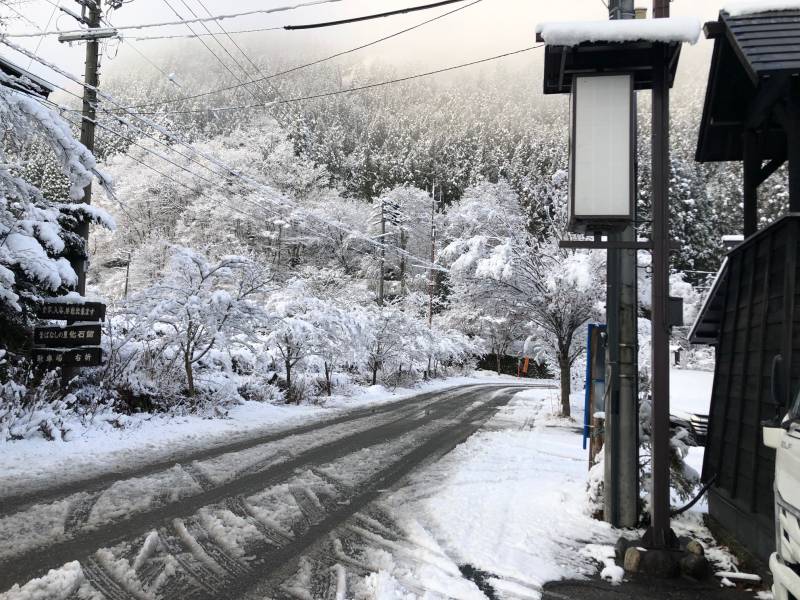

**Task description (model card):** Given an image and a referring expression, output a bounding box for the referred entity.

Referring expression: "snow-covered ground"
[349,387,619,598]
[346,385,738,598]
[0,372,533,502]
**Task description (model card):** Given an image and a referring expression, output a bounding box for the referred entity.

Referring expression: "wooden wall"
[703,216,800,561]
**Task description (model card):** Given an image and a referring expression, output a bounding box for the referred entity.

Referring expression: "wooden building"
[691,7,800,562]
[691,216,800,560]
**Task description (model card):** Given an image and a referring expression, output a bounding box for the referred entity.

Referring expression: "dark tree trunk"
[558,353,571,418]
[496,353,501,375]
[185,348,195,396]
[371,363,378,385]
[324,362,332,396]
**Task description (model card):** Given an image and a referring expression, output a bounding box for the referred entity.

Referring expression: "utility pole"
[378,199,386,306]
[647,0,674,548]
[74,0,102,295]
[428,181,437,328]
[604,0,639,530]
[56,0,108,389]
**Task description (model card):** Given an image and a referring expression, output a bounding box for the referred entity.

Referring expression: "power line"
[124,0,483,110]
[193,0,286,104]
[2,0,348,37]
[128,45,541,115]
[163,0,257,102]
[101,13,183,88]
[131,24,282,41]
[28,0,59,69]
[284,0,469,30]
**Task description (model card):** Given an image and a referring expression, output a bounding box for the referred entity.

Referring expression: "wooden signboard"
[34,324,102,348]
[33,347,103,368]
[37,301,106,322]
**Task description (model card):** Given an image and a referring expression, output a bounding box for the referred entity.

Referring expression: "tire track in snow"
[0,386,491,590]
[0,384,503,515]
[1,385,541,597]
[81,558,141,600]
[63,490,104,535]
[238,388,521,599]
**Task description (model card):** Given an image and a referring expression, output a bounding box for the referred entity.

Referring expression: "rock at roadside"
[686,540,705,557]
[680,553,710,580]
[641,549,680,578]
[615,537,636,563]
[623,547,643,573]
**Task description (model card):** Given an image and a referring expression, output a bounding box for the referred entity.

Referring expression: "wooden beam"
[745,74,791,130]
[775,92,800,212]
[743,129,760,237]
[703,20,724,39]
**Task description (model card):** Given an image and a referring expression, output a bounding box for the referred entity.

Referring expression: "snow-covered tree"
[126,248,271,398]
[0,77,113,349]
[443,180,603,416]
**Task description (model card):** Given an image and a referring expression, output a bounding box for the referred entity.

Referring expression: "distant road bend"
[0,382,551,599]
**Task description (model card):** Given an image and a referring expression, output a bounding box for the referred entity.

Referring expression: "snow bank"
[724,0,800,16]
[536,16,702,46]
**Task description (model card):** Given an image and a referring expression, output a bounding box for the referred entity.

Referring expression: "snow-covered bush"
[102,247,272,409]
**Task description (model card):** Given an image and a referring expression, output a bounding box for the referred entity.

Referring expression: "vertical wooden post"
[787,108,800,212]
[75,0,101,296]
[648,40,674,549]
[743,130,759,237]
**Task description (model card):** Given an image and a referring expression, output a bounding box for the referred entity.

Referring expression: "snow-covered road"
[1,383,549,599]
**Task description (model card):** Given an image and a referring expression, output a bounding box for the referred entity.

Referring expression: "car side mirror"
[763,416,786,449]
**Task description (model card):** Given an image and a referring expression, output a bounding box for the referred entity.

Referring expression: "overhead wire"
[132,24,282,41]
[27,0,59,69]
[192,0,286,104]
[2,0,348,37]
[27,89,278,223]
[162,0,257,102]
[127,45,542,115]
[123,0,483,109]
[284,0,469,30]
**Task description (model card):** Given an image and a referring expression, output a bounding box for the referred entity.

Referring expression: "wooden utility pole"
[76,0,102,295]
[378,199,386,306]
[647,0,675,548]
[428,182,437,327]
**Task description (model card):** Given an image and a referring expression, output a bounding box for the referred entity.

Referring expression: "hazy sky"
[4,0,730,101]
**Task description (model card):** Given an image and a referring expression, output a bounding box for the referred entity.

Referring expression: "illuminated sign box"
[569,73,635,233]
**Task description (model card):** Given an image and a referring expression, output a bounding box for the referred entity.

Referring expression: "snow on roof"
[536,16,702,46]
[723,0,800,16]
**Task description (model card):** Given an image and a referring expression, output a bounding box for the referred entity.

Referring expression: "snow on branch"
[536,16,702,46]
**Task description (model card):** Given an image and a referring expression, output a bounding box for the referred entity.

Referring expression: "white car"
[670,369,713,446]
[763,393,800,600]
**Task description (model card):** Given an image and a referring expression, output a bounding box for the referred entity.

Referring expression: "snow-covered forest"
[0,20,790,441]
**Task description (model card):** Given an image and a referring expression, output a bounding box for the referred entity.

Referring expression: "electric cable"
[128,45,541,115]
[284,0,469,30]
[2,0,348,37]
[124,0,483,109]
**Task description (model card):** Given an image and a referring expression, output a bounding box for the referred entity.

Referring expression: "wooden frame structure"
[696,9,800,236]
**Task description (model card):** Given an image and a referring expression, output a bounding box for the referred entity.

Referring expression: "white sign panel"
[570,74,633,231]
